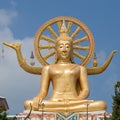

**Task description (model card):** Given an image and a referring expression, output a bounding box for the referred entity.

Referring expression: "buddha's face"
[56,40,73,61]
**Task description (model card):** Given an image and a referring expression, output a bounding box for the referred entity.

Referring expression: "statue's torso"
[49,63,81,101]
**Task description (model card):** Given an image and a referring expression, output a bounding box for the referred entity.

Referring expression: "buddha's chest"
[49,64,80,78]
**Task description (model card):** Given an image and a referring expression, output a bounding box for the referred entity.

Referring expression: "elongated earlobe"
[54,49,58,63]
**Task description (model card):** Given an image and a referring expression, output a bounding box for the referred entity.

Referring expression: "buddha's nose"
[62,47,67,52]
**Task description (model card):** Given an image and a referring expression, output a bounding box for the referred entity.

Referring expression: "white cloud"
[0,9,39,114]
[0,9,17,45]
[0,9,17,27]
[0,27,14,41]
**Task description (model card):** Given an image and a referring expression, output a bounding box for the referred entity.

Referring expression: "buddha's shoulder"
[42,65,50,71]
[48,64,86,69]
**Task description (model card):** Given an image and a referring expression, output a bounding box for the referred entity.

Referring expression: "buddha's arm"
[37,66,50,99]
[78,66,90,99]
[32,66,50,107]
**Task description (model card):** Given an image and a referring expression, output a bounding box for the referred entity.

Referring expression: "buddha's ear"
[54,48,58,63]
[54,46,57,54]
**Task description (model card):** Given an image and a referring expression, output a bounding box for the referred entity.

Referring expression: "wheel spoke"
[39,45,55,50]
[73,51,85,60]
[41,35,56,44]
[73,36,88,44]
[57,21,62,32]
[43,50,55,60]
[67,22,73,34]
[71,26,82,39]
[73,45,89,50]
[47,26,58,38]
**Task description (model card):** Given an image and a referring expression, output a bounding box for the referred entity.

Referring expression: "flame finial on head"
[57,19,72,42]
[60,19,67,33]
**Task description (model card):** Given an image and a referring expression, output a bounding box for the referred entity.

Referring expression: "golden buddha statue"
[3,16,116,113]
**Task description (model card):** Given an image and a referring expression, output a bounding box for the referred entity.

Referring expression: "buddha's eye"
[59,45,63,48]
[66,45,70,48]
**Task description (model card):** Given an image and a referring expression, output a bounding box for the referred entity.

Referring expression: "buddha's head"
[55,20,74,63]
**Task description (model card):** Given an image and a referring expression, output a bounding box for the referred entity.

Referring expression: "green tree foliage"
[0,110,17,120]
[0,110,8,120]
[110,81,120,120]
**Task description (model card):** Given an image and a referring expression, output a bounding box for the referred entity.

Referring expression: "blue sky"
[0,0,120,115]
